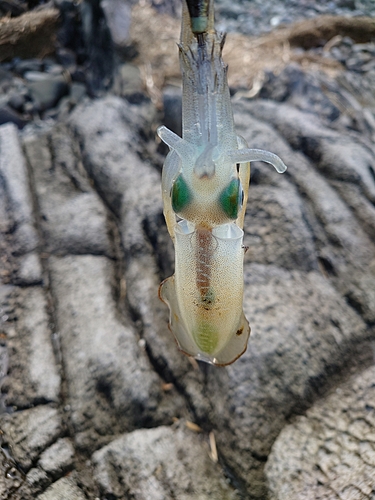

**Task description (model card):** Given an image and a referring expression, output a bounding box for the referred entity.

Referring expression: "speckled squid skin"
[157,0,286,365]
[159,221,250,365]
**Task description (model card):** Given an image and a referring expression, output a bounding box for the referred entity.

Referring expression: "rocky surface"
[266,365,375,500]
[93,423,238,499]
[0,1,375,499]
[214,0,375,36]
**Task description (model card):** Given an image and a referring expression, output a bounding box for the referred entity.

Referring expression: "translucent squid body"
[157,0,287,365]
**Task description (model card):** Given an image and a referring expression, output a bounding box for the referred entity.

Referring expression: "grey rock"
[162,85,182,136]
[239,100,375,321]
[0,67,12,85]
[0,405,62,470]
[1,286,60,408]
[78,0,115,94]
[62,86,375,497]
[93,423,238,500]
[0,463,25,500]
[149,0,181,16]
[243,182,317,272]
[45,64,65,76]
[38,438,75,476]
[36,476,86,500]
[337,0,356,8]
[249,100,375,202]
[214,0,375,35]
[7,90,26,112]
[25,467,50,496]
[69,96,157,217]
[205,264,368,497]
[13,59,44,76]
[23,126,112,257]
[0,104,27,128]
[48,254,184,452]
[0,347,8,391]
[25,73,69,112]
[56,47,77,71]
[0,286,12,381]
[266,365,375,500]
[101,0,131,47]
[69,82,87,104]
[14,252,43,285]
[117,63,145,102]
[0,123,39,255]
[259,65,342,123]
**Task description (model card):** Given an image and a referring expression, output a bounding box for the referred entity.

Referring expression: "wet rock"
[93,423,238,499]
[1,286,60,408]
[0,405,62,470]
[36,476,86,500]
[346,55,367,71]
[266,365,375,499]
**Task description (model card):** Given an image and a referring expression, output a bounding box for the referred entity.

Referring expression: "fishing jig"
[157,0,287,365]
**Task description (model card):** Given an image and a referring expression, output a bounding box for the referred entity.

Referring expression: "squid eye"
[219,178,243,219]
[171,174,192,213]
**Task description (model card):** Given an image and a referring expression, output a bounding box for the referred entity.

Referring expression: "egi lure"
[157,0,287,365]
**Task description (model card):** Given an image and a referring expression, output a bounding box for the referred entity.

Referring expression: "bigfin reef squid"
[157,0,287,366]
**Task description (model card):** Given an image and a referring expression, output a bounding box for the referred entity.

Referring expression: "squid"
[157,0,287,365]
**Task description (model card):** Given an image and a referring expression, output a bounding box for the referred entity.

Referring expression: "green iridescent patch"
[219,178,240,219]
[193,320,219,354]
[171,175,192,213]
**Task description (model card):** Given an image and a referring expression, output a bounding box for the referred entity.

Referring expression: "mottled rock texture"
[266,366,375,500]
[93,424,238,499]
